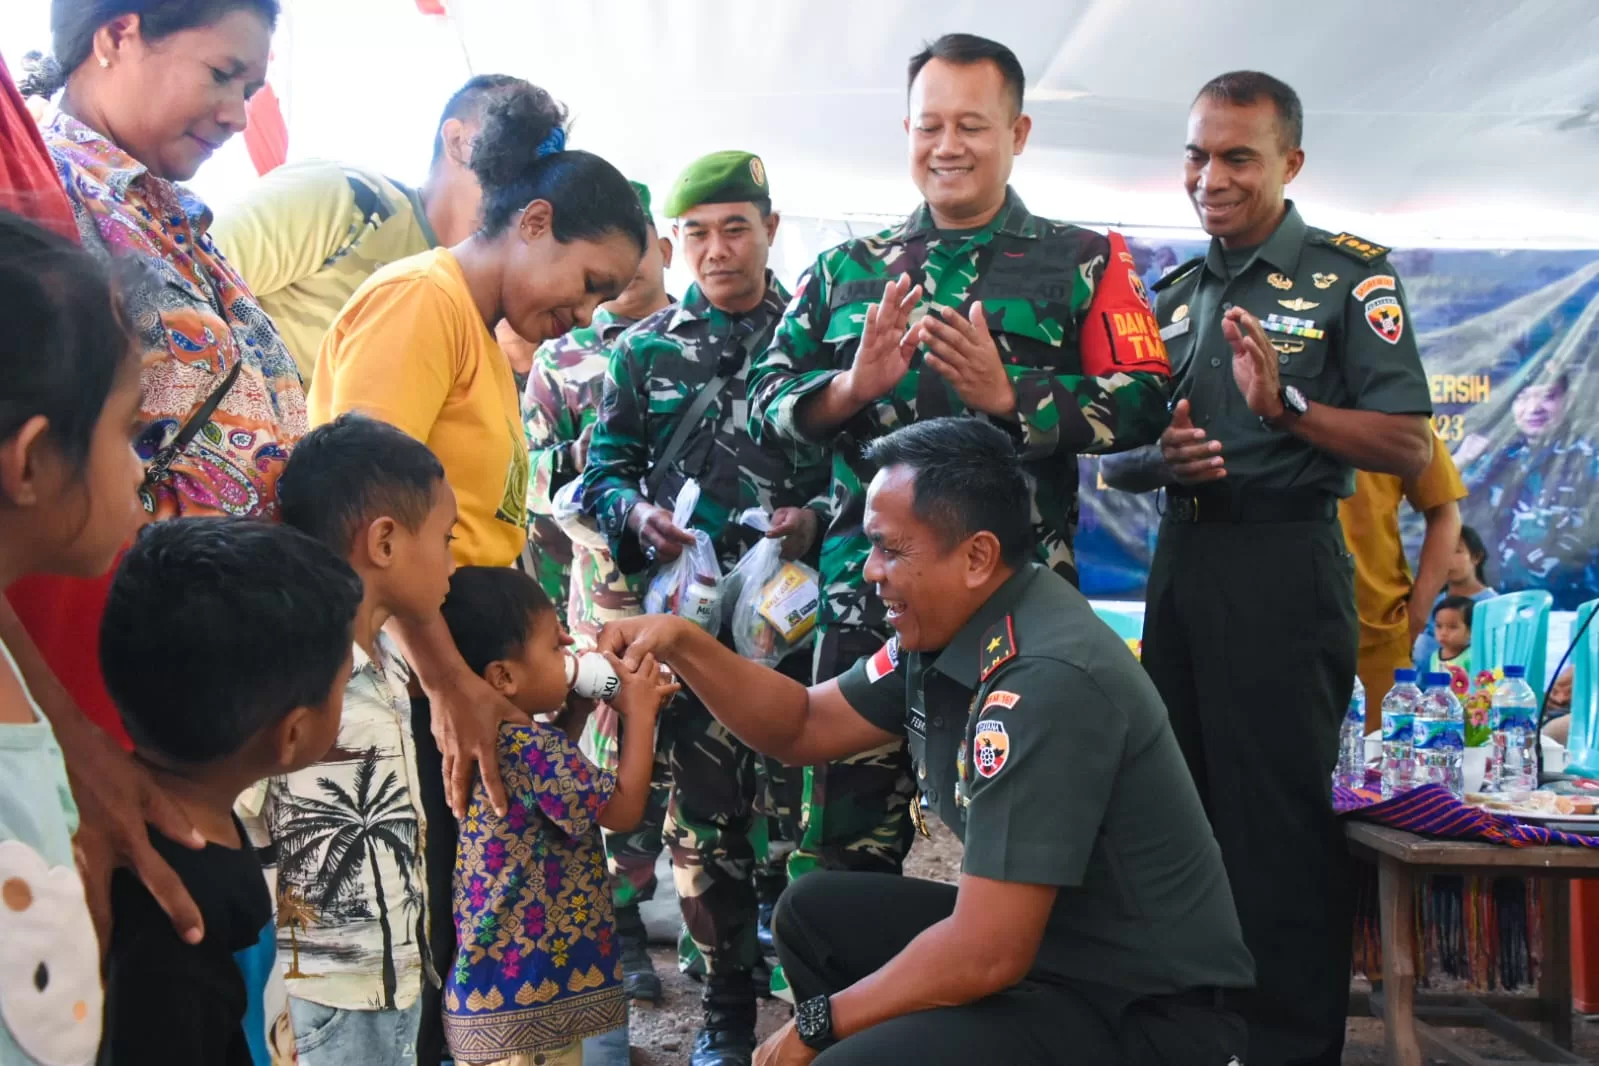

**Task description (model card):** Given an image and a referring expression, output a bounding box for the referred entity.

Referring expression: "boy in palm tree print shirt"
[244,415,462,1065]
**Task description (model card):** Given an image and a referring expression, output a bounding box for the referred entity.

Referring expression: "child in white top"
[0,212,147,1063]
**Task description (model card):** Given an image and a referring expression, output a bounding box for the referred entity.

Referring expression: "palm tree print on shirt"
[277,886,318,979]
[274,747,420,1010]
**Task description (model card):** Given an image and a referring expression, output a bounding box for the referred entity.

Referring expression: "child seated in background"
[1431,595,1475,677]
[245,413,459,1065]
[438,567,676,1066]
[97,519,362,1065]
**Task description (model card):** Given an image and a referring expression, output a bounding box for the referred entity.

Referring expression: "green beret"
[662,150,770,218]
[629,180,653,221]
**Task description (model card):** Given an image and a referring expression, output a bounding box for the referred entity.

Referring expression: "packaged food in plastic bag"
[643,479,725,633]
[728,509,820,666]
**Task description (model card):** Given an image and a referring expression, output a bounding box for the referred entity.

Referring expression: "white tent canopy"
[7,0,1599,248]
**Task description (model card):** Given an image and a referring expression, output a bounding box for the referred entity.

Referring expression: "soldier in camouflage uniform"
[747,34,1172,883]
[582,151,827,1066]
[522,180,678,1003]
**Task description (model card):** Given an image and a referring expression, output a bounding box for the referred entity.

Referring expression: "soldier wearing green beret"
[521,179,676,1006]
[1102,72,1433,1066]
[582,151,825,1066]
[745,34,1172,906]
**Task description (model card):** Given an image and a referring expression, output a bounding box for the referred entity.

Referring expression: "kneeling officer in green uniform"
[598,418,1254,1066]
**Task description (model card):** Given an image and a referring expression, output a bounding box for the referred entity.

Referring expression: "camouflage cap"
[662,150,769,218]
[629,180,653,221]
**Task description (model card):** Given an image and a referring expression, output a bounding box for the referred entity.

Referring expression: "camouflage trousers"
[789,625,918,881]
[664,661,803,976]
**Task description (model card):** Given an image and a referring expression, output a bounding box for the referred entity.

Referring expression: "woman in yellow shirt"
[308,83,647,1065]
[311,84,646,569]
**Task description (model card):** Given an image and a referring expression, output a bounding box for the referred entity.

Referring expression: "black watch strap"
[795,994,838,1051]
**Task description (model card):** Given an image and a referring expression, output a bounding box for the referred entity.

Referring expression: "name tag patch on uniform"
[1160,318,1192,342]
[866,636,900,684]
[983,690,1021,712]
[973,720,1011,778]
[1352,275,1396,301]
[908,705,927,736]
[1365,296,1405,344]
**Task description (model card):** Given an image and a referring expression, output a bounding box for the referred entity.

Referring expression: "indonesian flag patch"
[973,719,1010,778]
[865,636,900,684]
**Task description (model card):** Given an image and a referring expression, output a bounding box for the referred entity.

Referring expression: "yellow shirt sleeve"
[211,161,353,300]
[310,274,461,441]
[1402,434,1468,513]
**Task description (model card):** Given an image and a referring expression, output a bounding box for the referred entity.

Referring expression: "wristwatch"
[1262,383,1309,430]
[795,994,838,1051]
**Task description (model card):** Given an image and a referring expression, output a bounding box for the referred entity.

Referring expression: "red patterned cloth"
[1337,782,1599,848]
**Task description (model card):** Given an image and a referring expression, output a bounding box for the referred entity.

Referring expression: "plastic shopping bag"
[643,479,725,633]
[727,509,820,666]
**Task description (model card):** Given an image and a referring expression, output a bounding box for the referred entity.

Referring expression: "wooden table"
[1347,822,1599,1066]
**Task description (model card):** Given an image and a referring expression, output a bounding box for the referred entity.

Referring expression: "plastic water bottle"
[1414,673,1466,796]
[1380,669,1422,798]
[1486,665,1540,793]
[1334,676,1367,789]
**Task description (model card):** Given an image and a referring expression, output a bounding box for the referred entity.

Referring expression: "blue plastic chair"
[1470,590,1553,696]
[1093,606,1144,643]
[1565,599,1599,778]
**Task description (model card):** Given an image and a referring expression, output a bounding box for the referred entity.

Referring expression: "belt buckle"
[1171,495,1199,523]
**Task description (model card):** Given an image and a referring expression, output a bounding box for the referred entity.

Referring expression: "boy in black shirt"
[96,519,362,1065]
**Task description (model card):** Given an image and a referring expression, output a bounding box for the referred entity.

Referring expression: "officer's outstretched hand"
[1224,307,1285,420]
[1159,399,1226,484]
[596,614,692,672]
[842,272,922,406]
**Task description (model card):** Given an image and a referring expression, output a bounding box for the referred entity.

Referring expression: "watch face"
[796,996,830,1041]
[1284,385,1309,414]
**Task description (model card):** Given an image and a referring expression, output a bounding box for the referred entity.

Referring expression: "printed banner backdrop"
[1082,240,1599,609]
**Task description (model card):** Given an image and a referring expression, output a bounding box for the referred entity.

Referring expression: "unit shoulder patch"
[973,719,1011,778]
[1318,232,1392,264]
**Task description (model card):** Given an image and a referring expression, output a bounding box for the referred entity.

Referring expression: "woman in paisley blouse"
[28,0,300,522]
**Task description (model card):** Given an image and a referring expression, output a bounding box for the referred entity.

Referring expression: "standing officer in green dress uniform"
[1102,71,1434,1066]
[747,32,1171,891]
[582,150,826,1066]
[597,418,1254,1066]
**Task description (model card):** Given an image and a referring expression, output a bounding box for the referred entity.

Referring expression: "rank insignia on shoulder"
[1151,256,1203,293]
[980,617,1017,681]
[1323,232,1392,264]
